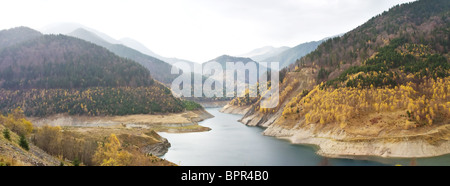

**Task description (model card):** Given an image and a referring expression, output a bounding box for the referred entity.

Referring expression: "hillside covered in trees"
[68,28,178,84]
[0,27,42,50]
[228,0,450,152]
[0,34,155,89]
[281,0,449,128]
[295,0,448,78]
[0,108,174,166]
[0,27,199,117]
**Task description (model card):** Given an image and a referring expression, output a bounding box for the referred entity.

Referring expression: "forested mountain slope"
[0,28,196,117]
[0,27,42,50]
[226,0,450,158]
[69,28,177,84]
[283,0,450,126]
[295,0,449,80]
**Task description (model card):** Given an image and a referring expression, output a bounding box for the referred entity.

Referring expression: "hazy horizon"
[1,0,415,62]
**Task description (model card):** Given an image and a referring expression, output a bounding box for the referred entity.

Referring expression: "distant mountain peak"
[41,22,120,44]
[2,26,41,34]
[208,55,255,63]
[118,37,161,58]
[41,22,84,34]
[238,46,290,62]
[68,27,111,47]
[240,46,289,56]
[261,39,326,69]
[71,27,92,34]
[42,23,198,65]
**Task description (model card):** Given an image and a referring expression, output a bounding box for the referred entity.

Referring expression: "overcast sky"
[1,0,415,62]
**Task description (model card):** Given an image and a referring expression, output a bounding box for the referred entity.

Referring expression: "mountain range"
[238,39,326,69]
[238,46,290,62]
[0,27,197,116]
[43,23,200,84]
[44,23,329,83]
[68,28,177,84]
[42,23,197,64]
[263,40,325,69]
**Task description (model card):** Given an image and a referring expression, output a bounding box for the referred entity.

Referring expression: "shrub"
[182,100,203,111]
[19,134,29,151]
[73,157,81,166]
[2,128,11,141]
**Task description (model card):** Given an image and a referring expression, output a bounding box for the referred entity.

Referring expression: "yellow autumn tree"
[0,107,33,136]
[93,134,132,166]
[281,75,449,127]
[320,117,325,125]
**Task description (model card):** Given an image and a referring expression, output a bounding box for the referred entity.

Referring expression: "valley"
[0,26,207,166]
[1,0,449,167]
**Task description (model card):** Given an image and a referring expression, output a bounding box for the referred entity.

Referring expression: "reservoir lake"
[160,108,450,166]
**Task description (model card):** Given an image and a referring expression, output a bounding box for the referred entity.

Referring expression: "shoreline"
[219,104,251,115]
[221,104,450,159]
[29,109,214,133]
[263,123,450,159]
[27,109,214,158]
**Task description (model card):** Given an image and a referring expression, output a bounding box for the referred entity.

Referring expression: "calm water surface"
[160,108,450,166]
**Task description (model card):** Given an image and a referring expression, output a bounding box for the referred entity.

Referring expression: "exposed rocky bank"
[222,69,450,159]
[263,123,450,158]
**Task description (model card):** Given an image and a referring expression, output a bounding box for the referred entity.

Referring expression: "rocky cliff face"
[236,68,316,127]
[141,138,171,157]
[220,104,251,115]
[132,131,172,157]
